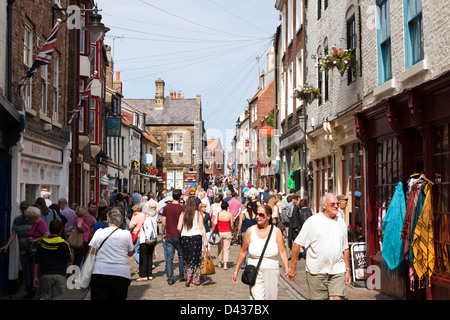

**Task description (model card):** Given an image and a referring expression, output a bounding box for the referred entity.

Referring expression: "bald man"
[286,193,351,300]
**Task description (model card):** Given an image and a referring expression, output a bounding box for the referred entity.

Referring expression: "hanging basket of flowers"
[141,164,159,176]
[317,47,355,76]
[292,84,321,104]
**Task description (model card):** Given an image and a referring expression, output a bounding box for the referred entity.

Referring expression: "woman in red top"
[213,201,234,270]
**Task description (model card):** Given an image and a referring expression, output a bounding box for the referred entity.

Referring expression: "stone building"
[127,78,205,191]
[302,0,364,221]
[356,0,450,300]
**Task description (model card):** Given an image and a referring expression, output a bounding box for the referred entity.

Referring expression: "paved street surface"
[61,239,302,301]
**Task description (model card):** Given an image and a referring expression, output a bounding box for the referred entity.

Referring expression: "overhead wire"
[106,25,269,43]
[206,0,271,36]
[118,39,269,72]
[202,39,272,122]
[137,0,261,39]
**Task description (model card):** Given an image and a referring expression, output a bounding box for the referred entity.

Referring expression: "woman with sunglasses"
[232,204,289,300]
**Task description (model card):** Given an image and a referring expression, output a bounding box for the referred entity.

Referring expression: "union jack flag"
[17,19,61,98]
[69,71,98,124]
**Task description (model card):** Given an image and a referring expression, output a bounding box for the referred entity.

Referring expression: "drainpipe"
[7,0,15,102]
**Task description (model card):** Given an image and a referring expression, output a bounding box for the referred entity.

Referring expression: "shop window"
[433,124,450,274]
[374,137,401,252]
[167,169,183,190]
[343,142,364,233]
[316,156,333,209]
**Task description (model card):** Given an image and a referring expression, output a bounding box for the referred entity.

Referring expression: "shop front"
[306,106,363,220]
[0,94,23,294]
[16,126,71,206]
[279,124,306,195]
[355,70,450,300]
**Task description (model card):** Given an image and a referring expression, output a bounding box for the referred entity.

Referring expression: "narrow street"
[61,238,302,301]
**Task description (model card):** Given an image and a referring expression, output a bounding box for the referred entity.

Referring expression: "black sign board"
[350,242,367,282]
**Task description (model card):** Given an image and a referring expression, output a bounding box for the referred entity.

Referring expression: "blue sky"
[96,0,279,157]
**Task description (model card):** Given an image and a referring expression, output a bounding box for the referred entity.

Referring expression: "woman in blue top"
[237,201,257,268]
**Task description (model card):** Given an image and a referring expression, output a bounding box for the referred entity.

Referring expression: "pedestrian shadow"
[200,276,217,286]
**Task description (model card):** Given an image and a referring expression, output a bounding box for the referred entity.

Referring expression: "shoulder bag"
[26,226,40,261]
[143,218,157,245]
[209,211,220,245]
[79,227,119,289]
[241,224,274,286]
[67,219,84,250]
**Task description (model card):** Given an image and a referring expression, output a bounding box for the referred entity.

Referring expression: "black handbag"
[241,224,274,286]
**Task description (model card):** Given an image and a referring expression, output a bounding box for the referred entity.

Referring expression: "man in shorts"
[286,193,351,300]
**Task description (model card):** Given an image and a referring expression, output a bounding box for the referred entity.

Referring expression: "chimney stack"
[155,78,165,108]
[113,71,122,95]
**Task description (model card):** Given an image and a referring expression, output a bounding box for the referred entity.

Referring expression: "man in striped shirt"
[0,201,34,298]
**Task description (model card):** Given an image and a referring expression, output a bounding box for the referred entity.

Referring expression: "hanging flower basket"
[317,47,355,76]
[141,164,159,176]
[292,84,321,104]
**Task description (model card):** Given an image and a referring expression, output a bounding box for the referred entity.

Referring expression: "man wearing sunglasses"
[286,193,351,300]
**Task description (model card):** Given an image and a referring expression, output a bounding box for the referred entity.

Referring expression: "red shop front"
[355,70,450,300]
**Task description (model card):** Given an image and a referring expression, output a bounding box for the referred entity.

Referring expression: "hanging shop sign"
[131,159,140,172]
[260,126,275,137]
[107,117,121,137]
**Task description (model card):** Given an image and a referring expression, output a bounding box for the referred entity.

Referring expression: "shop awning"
[279,126,305,151]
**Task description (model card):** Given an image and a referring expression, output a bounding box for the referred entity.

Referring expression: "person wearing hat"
[0,201,35,299]
[161,191,184,285]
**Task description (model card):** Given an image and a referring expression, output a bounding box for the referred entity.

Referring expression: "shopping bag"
[79,247,96,289]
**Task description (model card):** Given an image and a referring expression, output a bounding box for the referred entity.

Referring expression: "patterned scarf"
[412,183,435,287]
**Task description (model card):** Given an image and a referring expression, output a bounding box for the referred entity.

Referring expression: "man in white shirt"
[336,194,348,223]
[286,193,351,300]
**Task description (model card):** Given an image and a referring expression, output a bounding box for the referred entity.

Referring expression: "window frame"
[404,0,424,68]
[377,0,392,84]
[167,133,183,153]
[40,64,48,115]
[52,55,59,121]
[347,14,357,84]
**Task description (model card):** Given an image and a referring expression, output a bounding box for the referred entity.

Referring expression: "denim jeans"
[240,232,250,268]
[133,237,140,265]
[165,237,184,283]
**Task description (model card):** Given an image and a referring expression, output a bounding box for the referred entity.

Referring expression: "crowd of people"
[0,180,353,300]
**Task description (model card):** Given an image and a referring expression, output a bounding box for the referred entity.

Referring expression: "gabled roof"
[207,138,222,150]
[126,98,199,125]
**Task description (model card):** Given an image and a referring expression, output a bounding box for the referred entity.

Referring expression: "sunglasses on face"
[256,213,266,218]
[327,202,340,207]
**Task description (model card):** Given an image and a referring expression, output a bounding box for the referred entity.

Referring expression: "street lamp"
[82,3,110,36]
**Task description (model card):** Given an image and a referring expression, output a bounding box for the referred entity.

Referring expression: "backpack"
[281,204,294,226]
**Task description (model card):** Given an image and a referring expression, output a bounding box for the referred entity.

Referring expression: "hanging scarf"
[412,183,435,287]
[382,181,406,273]
[401,183,423,260]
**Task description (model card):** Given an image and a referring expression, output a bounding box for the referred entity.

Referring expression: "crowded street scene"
[1,0,450,309]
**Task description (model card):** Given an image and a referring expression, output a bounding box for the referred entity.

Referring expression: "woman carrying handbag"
[231,204,289,300]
